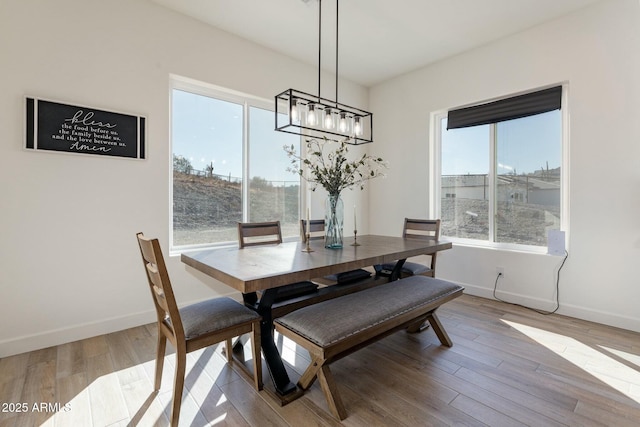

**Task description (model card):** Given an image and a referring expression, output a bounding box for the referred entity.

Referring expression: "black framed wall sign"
[25,97,146,159]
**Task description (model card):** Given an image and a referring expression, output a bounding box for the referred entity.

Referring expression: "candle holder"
[301,233,314,252]
[351,229,361,246]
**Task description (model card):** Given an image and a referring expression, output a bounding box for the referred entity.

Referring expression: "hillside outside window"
[171,78,301,252]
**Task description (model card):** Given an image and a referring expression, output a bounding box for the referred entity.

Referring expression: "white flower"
[284,137,387,195]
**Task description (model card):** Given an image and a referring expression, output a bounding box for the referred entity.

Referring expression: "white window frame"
[430,84,570,253]
[169,75,302,254]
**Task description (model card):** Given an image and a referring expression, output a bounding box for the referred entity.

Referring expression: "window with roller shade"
[434,86,565,249]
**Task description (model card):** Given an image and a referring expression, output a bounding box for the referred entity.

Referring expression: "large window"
[171,78,300,251]
[433,86,566,250]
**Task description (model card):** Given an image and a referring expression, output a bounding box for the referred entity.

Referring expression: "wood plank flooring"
[2,294,640,426]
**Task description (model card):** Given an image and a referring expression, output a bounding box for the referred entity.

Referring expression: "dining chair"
[378,218,441,278]
[300,218,326,241]
[238,221,283,248]
[238,221,318,301]
[136,232,262,427]
[300,219,372,284]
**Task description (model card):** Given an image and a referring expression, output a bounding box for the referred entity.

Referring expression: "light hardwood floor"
[2,294,640,426]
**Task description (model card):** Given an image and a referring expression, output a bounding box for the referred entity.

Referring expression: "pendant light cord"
[318,0,322,101]
[316,0,340,105]
[335,0,339,106]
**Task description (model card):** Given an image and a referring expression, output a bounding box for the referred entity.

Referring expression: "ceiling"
[150,0,602,87]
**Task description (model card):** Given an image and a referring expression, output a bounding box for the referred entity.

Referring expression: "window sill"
[444,237,555,255]
[170,241,237,257]
[169,235,303,257]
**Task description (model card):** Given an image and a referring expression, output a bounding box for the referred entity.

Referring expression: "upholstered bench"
[274,275,464,420]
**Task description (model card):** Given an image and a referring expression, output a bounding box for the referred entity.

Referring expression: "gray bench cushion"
[275,276,463,347]
[179,297,260,340]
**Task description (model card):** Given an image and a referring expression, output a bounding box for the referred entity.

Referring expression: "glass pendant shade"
[338,112,348,133]
[354,116,363,136]
[324,108,334,129]
[307,104,317,126]
[291,98,299,122]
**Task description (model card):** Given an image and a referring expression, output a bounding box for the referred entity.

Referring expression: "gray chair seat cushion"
[275,276,463,347]
[324,268,371,284]
[381,261,431,276]
[178,297,260,340]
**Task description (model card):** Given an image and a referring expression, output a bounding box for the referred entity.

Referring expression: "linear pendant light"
[275,0,373,145]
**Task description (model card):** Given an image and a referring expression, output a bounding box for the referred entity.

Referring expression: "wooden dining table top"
[181,234,452,294]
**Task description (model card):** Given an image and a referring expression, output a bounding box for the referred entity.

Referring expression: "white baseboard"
[0,309,157,358]
[0,295,241,358]
[461,281,640,333]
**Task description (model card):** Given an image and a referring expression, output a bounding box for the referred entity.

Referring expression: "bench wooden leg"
[427,312,453,347]
[317,365,347,420]
[297,356,322,390]
[225,338,233,363]
[406,313,431,334]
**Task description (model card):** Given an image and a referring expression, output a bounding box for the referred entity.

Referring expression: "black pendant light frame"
[274,0,373,145]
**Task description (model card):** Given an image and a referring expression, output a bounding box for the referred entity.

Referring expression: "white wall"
[0,0,369,357]
[369,0,640,331]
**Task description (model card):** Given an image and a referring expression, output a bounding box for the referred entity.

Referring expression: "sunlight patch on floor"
[599,345,640,368]
[598,345,640,400]
[216,393,228,406]
[211,413,228,424]
[280,335,300,366]
[53,346,234,426]
[502,319,640,404]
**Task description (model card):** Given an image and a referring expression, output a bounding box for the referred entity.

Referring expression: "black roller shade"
[447,86,562,130]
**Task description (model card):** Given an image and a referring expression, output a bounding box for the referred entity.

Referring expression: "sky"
[172,89,300,183]
[173,88,561,181]
[441,110,561,176]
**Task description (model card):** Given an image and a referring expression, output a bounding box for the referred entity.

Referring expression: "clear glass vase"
[325,193,344,249]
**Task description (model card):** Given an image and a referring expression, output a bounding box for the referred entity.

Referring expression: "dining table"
[181,234,452,402]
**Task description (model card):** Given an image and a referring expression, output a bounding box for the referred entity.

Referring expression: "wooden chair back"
[238,221,283,248]
[136,232,185,344]
[403,218,441,271]
[300,219,325,241]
